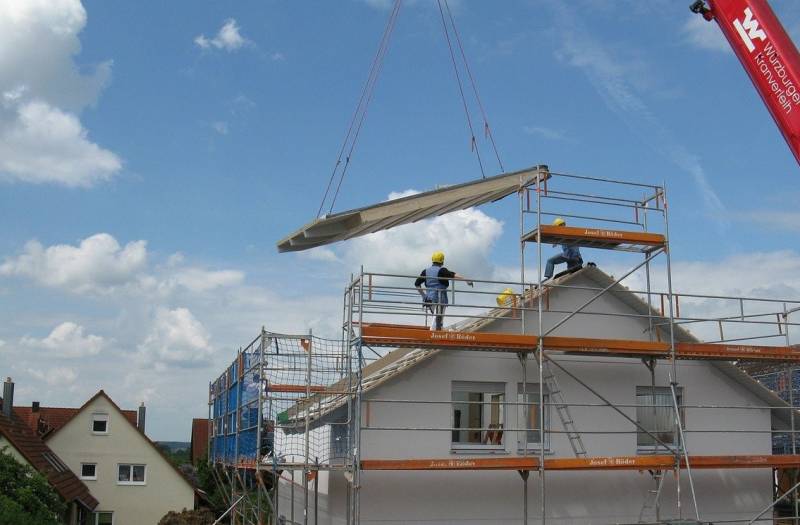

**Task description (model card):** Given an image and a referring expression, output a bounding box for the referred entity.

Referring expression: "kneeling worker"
[544,217,583,280]
[415,251,473,331]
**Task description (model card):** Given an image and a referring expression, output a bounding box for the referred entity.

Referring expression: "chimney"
[32,401,40,412]
[2,378,14,418]
[137,402,146,434]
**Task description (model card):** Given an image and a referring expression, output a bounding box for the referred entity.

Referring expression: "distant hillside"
[156,441,190,452]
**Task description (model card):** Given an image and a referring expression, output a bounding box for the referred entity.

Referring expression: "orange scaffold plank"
[360,324,538,352]
[522,225,665,251]
[359,324,800,362]
[267,384,345,394]
[360,455,800,471]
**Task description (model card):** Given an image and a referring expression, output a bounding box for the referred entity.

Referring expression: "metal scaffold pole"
[662,183,700,522]
[536,170,546,524]
[304,329,313,525]
[256,329,265,523]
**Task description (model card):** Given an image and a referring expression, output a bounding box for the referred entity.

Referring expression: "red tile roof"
[15,405,137,438]
[190,418,209,465]
[0,400,98,510]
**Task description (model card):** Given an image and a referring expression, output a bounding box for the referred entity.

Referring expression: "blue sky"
[2,0,800,440]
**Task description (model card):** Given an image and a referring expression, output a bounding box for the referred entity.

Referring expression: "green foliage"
[158,508,214,525]
[156,443,191,469]
[0,447,66,525]
[195,458,228,515]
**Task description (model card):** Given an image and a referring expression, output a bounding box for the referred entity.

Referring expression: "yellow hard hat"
[431,251,445,264]
[552,217,566,227]
[496,288,515,306]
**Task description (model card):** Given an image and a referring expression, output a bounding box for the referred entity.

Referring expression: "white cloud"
[0,0,120,187]
[166,268,244,293]
[21,321,106,358]
[0,233,147,294]
[0,232,245,296]
[547,1,726,225]
[137,307,214,369]
[270,52,286,61]
[195,19,248,51]
[300,247,341,263]
[0,101,121,186]
[682,15,729,53]
[27,366,78,387]
[341,195,504,280]
[523,125,567,141]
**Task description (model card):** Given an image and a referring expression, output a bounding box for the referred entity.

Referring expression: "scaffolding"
[212,166,800,524]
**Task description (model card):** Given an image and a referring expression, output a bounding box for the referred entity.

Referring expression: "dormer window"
[92,413,109,434]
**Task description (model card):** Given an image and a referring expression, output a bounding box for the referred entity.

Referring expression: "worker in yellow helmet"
[544,218,583,280]
[415,251,473,330]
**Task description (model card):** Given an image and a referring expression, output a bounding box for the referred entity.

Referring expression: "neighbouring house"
[190,418,210,465]
[297,266,796,524]
[0,379,98,524]
[16,390,196,525]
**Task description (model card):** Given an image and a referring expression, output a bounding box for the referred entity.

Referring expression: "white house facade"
[45,391,195,525]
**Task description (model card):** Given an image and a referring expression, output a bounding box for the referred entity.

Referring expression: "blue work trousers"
[545,255,582,279]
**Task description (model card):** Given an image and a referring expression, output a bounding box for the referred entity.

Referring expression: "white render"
[0,435,31,466]
[313,269,786,525]
[46,393,195,525]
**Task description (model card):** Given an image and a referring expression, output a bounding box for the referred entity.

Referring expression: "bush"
[158,508,215,525]
[0,446,66,525]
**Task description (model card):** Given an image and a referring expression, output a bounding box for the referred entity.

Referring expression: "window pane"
[521,393,541,444]
[96,512,113,525]
[452,388,504,445]
[93,419,107,432]
[132,465,145,482]
[81,464,96,477]
[118,465,130,482]
[636,386,683,448]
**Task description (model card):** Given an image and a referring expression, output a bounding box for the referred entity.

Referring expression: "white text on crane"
[734,7,767,53]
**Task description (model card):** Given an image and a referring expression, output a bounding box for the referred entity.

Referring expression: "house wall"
[325,272,775,524]
[46,396,194,525]
[0,436,31,466]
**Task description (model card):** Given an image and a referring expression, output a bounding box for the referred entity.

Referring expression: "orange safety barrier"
[359,324,800,362]
[360,454,800,471]
[523,225,665,251]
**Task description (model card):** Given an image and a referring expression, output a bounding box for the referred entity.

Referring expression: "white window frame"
[117,463,146,485]
[451,381,506,451]
[516,383,550,452]
[80,462,97,480]
[635,385,685,452]
[91,413,109,435]
[94,511,114,525]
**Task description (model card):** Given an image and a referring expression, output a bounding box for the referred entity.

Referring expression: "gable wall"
[0,436,31,467]
[46,396,194,523]
[339,272,775,524]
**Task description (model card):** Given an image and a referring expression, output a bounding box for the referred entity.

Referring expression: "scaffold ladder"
[638,469,666,523]
[542,360,586,457]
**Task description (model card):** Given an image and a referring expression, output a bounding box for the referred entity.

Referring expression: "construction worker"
[415,251,473,331]
[544,217,583,280]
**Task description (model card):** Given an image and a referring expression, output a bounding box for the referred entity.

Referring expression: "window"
[117,464,146,485]
[94,511,113,525]
[451,382,505,449]
[636,386,684,450]
[92,414,109,434]
[517,383,549,449]
[80,463,97,480]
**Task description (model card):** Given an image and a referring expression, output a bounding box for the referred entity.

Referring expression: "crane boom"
[692,0,800,165]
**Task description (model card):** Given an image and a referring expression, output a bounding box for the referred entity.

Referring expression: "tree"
[0,446,66,525]
[195,458,228,514]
